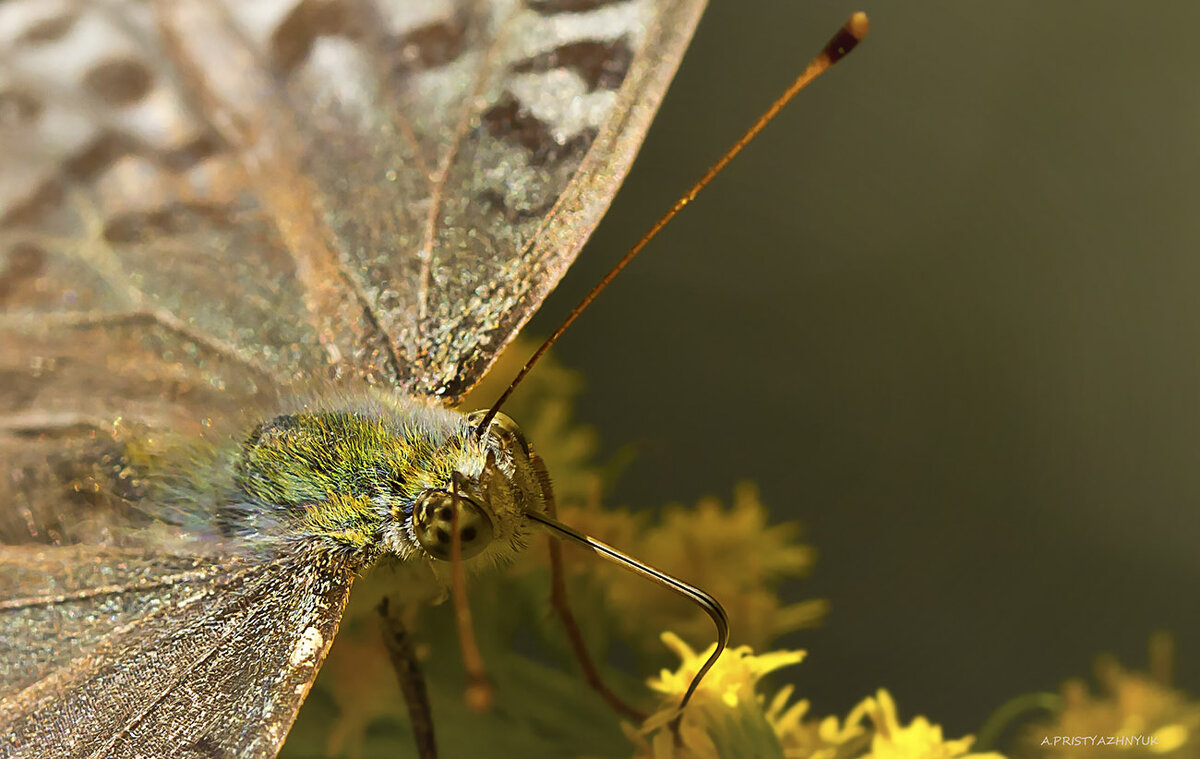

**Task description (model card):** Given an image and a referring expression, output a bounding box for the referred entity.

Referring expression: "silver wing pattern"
[0,0,707,754]
[0,0,707,405]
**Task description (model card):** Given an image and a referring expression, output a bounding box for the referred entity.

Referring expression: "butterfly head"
[402,410,548,565]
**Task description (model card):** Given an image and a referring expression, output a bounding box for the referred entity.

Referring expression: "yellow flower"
[1025,635,1200,758]
[631,636,1003,759]
[847,691,1003,759]
[647,632,806,713]
[629,631,806,759]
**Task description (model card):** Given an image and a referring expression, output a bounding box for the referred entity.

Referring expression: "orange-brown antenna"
[475,12,870,435]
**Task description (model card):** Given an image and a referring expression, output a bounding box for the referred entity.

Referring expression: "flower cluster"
[627,633,1002,759]
[1023,635,1197,758]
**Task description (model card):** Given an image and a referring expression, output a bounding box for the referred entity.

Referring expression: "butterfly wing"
[1,0,708,405]
[1,0,707,553]
[0,0,707,753]
[258,0,713,399]
[0,546,353,758]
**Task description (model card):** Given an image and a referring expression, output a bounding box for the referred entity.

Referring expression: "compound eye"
[412,490,494,561]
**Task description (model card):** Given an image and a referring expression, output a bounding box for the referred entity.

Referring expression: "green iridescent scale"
[230,408,466,560]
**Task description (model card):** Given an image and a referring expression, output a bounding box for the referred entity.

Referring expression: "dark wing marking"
[1,0,708,408]
[0,545,353,759]
[277,0,713,400]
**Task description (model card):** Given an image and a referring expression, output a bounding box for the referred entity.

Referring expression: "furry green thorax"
[224,396,547,568]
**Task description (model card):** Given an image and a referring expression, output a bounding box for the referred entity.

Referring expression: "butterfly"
[0,0,718,756]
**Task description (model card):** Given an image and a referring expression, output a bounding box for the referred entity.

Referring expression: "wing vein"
[152,1,401,385]
[0,563,245,612]
[0,307,279,384]
[93,561,283,756]
[416,0,521,329]
[0,559,277,708]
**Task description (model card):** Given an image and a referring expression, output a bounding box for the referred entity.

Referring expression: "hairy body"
[0,396,550,757]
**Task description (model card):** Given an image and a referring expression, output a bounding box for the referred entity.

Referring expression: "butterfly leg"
[378,598,438,759]
[530,451,647,723]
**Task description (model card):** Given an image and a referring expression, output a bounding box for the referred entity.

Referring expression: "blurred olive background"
[527,0,1200,739]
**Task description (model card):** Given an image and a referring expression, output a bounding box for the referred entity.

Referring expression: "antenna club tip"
[822,12,869,64]
[848,12,870,40]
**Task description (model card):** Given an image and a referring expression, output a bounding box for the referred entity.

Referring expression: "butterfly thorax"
[223,401,546,569]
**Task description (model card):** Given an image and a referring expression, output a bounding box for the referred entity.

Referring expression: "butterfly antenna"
[526,511,729,719]
[449,478,493,711]
[475,12,870,437]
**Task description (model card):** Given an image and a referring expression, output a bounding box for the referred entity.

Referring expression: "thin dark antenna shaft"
[475,12,871,435]
[526,511,730,717]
